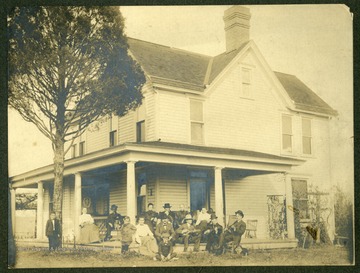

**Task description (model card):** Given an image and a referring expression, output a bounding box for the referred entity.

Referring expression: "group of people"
[46,203,247,260]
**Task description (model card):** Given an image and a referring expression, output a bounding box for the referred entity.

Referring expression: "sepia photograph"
[7,4,354,268]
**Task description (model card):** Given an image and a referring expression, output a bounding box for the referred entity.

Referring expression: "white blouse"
[79,213,94,226]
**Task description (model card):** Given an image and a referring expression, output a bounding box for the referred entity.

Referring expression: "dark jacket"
[107,211,123,226]
[120,223,136,243]
[158,211,175,223]
[205,222,223,236]
[228,220,246,236]
[155,222,175,238]
[45,219,61,237]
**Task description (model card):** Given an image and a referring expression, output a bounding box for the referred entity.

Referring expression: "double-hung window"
[282,115,293,153]
[71,144,77,158]
[79,141,85,156]
[109,130,117,147]
[190,100,204,145]
[292,179,309,220]
[136,121,145,142]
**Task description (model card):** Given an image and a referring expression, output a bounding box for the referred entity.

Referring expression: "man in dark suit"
[203,214,223,253]
[158,203,176,226]
[219,210,246,253]
[45,212,61,251]
[105,204,123,241]
[155,215,175,244]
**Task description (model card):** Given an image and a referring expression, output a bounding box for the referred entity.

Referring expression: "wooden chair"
[245,220,258,238]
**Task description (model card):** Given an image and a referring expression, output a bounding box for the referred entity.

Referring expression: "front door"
[189,170,209,211]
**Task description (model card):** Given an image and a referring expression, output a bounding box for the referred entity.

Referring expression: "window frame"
[281,114,293,154]
[291,179,310,221]
[79,141,85,156]
[190,99,204,145]
[71,143,77,158]
[109,130,117,147]
[136,120,146,143]
[302,117,312,155]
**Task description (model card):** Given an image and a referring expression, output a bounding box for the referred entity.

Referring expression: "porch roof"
[10,141,304,188]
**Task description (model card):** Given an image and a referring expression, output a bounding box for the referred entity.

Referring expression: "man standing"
[219,210,246,253]
[105,204,123,241]
[176,214,201,252]
[45,212,61,251]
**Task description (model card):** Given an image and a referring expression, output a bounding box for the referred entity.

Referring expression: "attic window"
[241,68,251,98]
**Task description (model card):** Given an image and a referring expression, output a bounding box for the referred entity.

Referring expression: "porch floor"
[16,237,298,253]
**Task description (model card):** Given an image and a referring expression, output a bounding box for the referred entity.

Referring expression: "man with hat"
[158,203,175,226]
[105,204,123,241]
[203,214,223,254]
[155,214,176,245]
[219,210,246,253]
[176,214,202,252]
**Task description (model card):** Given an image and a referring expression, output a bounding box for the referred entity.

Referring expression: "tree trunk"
[53,131,65,244]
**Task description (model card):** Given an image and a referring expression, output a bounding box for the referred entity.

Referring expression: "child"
[155,233,177,261]
[45,212,61,251]
[120,216,136,254]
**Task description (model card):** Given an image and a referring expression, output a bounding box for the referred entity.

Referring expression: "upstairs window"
[282,115,292,153]
[109,130,117,147]
[302,118,312,155]
[241,68,251,98]
[71,144,77,158]
[79,141,85,156]
[190,100,204,145]
[136,121,145,142]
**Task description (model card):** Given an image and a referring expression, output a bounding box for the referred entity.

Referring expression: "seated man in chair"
[219,210,246,254]
[176,214,202,252]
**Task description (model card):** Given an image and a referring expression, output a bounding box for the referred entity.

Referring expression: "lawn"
[10,244,352,268]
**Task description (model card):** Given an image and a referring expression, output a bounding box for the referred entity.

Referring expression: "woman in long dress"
[78,208,100,244]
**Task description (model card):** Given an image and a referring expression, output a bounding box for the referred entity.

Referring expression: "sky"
[8,5,353,195]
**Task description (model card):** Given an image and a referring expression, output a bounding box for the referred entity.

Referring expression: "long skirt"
[78,224,100,244]
[138,236,158,257]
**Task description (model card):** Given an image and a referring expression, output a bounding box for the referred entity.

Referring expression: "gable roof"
[128,37,337,116]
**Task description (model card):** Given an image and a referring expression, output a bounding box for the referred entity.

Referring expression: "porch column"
[126,161,137,224]
[285,174,296,239]
[10,188,16,236]
[74,173,82,240]
[214,167,225,227]
[36,181,44,240]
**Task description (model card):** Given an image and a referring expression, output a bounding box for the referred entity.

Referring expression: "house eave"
[10,142,304,188]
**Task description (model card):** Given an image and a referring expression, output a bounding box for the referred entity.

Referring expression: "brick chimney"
[223,6,251,53]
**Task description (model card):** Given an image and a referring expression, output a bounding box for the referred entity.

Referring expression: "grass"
[11,244,352,268]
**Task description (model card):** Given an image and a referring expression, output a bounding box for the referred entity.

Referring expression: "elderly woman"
[78,208,100,244]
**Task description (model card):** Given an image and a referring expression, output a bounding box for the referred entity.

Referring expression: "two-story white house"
[10,6,338,248]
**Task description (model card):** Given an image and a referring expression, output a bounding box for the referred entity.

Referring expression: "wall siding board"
[224,172,286,239]
[109,171,127,216]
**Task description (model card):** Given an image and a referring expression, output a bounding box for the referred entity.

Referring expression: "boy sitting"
[155,233,177,261]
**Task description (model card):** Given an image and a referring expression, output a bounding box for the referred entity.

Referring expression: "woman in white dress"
[78,208,100,244]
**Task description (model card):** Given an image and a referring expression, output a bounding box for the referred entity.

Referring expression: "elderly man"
[158,203,176,225]
[105,204,123,241]
[219,210,246,254]
[176,214,201,252]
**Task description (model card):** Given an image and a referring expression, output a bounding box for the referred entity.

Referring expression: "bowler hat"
[235,210,244,217]
[184,214,193,221]
[163,203,172,209]
[111,204,118,210]
[210,214,218,220]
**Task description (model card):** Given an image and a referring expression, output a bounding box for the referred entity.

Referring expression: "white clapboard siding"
[86,117,110,153]
[206,51,283,155]
[210,180,215,210]
[158,166,188,209]
[61,179,74,238]
[157,91,190,144]
[144,90,156,141]
[119,111,136,143]
[109,171,127,216]
[224,173,285,239]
